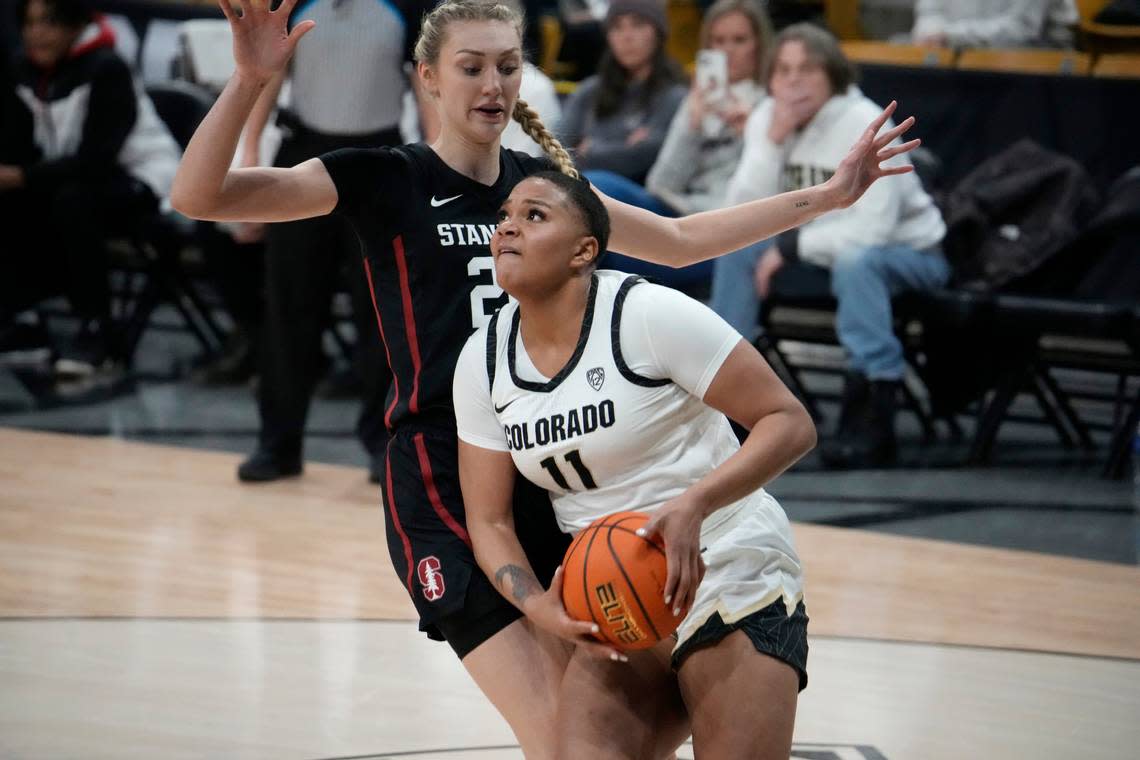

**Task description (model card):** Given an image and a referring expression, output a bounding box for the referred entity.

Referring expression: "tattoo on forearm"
[795,200,810,208]
[494,564,543,605]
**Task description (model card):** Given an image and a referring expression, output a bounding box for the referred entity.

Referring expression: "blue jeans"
[710,241,951,380]
[585,170,714,292]
[709,238,774,339]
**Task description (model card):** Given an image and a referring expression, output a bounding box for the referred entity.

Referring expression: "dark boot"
[820,373,899,469]
[834,370,870,439]
[237,445,303,482]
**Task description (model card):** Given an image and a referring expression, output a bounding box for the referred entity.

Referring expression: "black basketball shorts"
[671,597,810,691]
[379,425,570,659]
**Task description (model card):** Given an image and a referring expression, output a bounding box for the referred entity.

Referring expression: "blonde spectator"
[647,0,773,216]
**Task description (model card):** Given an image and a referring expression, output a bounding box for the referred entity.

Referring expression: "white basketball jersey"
[456,270,784,540]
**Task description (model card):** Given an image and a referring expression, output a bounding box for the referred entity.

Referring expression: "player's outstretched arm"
[601,101,919,267]
[458,442,625,661]
[170,0,336,222]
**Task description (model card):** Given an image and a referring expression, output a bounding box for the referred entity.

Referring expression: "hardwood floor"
[2,428,1138,759]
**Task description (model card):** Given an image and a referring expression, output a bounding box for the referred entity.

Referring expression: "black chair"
[968,293,1136,476]
[147,79,216,149]
[1102,306,1140,478]
[754,261,940,440]
[107,81,228,366]
[907,286,1140,478]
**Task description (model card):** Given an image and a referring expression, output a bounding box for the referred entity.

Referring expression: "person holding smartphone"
[647,0,772,216]
[602,0,773,291]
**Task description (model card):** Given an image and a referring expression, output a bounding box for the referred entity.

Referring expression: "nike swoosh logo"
[493,398,518,414]
[430,194,462,207]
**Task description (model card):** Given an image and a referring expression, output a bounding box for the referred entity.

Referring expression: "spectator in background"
[0,0,181,376]
[910,0,1079,49]
[559,0,686,187]
[588,0,769,293]
[233,0,432,484]
[646,0,771,216]
[723,23,947,469]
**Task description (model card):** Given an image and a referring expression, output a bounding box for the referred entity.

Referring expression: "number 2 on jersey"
[540,449,598,490]
[467,256,508,329]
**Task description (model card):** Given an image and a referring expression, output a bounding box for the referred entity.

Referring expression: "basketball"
[561,511,680,651]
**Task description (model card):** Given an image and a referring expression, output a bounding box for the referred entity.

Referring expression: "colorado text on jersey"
[502,400,616,452]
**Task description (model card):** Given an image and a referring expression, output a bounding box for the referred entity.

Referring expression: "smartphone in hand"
[695,48,728,137]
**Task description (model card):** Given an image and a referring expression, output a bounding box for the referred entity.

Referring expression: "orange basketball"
[561,511,680,651]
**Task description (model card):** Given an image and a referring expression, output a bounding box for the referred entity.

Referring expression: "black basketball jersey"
[321,143,554,430]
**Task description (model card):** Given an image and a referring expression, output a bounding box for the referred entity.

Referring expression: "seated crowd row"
[2,0,1070,474]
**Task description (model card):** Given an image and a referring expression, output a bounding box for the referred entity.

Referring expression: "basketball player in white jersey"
[454,171,816,759]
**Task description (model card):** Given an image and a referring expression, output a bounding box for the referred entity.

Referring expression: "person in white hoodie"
[910,0,1078,50]
[720,23,948,469]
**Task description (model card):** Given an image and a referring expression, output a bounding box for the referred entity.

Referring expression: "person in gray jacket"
[558,0,686,187]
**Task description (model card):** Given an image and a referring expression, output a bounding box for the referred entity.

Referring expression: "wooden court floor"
[1,428,1138,759]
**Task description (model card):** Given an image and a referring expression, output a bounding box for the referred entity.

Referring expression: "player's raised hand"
[527,566,629,662]
[218,0,315,83]
[638,498,706,619]
[826,100,921,210]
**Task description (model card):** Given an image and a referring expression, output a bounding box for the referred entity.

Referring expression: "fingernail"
[591,624,599,633]
[610,652,620,661]
[620,654,629,662]
[635,528,646,536]
[664,594,672,604]
[673,607,681,616]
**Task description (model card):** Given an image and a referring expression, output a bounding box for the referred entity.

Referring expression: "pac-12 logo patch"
[586,367,605,391]
[417,556,445,601]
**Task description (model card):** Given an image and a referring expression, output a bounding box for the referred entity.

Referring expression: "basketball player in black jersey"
[171,0,920,753]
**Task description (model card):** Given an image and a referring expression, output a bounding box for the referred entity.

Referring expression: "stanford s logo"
[417,556,445,602]
[586,367,605,392]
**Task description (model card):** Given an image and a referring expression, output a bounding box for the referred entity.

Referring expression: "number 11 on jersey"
[540,449,598,490]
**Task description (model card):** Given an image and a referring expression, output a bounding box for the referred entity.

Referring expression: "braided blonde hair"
[512,99,579,179]
[415,0,579,179]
